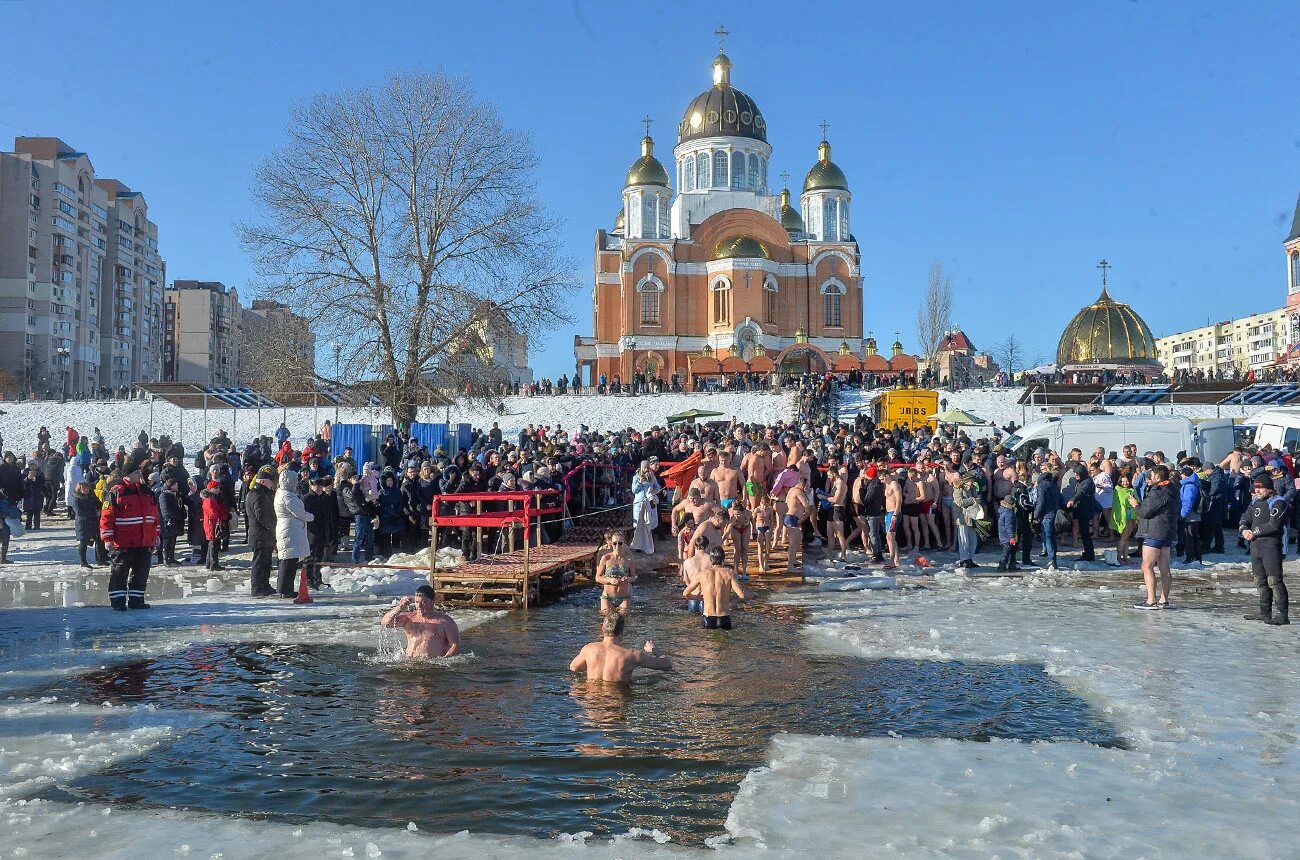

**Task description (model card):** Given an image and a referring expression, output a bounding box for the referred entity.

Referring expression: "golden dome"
[779,187,804,233]
[613,208,625,233]
[1056,287,1160,367]
[625,135,669,188]
[803,139,848,193]
[678,52,767,144]
[713,235,769,260]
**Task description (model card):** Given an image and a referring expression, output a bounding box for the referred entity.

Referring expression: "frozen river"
[1,521,1297,858]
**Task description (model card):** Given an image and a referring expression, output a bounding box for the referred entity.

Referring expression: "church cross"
[714,25,729,51]
[780,170,790,188]
[642,114,653,137]
[819,120,829,141]
[744,272,751,289]
[1097,259,1111,289]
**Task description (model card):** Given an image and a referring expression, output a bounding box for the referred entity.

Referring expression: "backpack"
[1196,476,1212,516]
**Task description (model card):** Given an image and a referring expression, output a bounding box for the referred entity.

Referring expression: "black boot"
[1244,589,1272,622]
[127,592,151,609]
[1267,613,1290,625]
[110,594,128,611]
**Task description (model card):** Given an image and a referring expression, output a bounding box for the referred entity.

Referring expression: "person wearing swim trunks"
[770,462,801,550]
[713,452,742,512]
[784,475,810,574]
[901,467,922,554]
[595,529,637,617]
[882,468,904,569]
[681,534,712,612]
[752,489,775,573]
[683,546,747,630]
[826,464,850,561]
[671,487,714,547]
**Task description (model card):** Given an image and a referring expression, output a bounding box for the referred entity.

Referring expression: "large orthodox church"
[575,38,910,387]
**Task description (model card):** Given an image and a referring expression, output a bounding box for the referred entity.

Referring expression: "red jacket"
[202,488,230,540]
[275,441,295,466]
[99,479,159,548]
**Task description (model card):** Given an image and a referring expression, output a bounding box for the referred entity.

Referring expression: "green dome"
[714,235,769,260]
[779,187,803,233]
[803,139,848,193]
[625,135,669,188]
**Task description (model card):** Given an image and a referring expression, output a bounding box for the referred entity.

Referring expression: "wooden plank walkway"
[433,540,602,608]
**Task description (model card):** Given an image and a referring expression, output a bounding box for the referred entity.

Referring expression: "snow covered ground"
[3,510,1297,857]
[0,391,796,453]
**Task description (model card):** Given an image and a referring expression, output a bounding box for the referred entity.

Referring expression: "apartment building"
[163,280,241,385]
[0,137,163,395]
[1155,308,1291,375]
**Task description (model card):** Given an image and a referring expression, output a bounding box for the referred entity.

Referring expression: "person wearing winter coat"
[952,473,984,569]
[42,450,65,515]
[155,478,186,566]
[1033,470,1063,571]
[376,472,406,558]
[274,470,314,597]
[1198,463,1227,555]
[64,456,85,521]
[72,482,103,568]
[1177,465,1203,564]
[0,453,24,512]
[244,466,278,595]
[21,465,45,531]
[996,496,1019,572]
[1131,465,1180,610]
[274,423,291,446]
[1066,465,1099,562]
[201,481,229,571]
[302,478,334,589]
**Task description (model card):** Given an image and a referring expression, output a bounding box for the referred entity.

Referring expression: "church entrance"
[775,344,832,377]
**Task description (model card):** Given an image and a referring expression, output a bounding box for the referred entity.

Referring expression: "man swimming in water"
[380,584,461,658]
[569,613,673,682]
[682,546,747,629]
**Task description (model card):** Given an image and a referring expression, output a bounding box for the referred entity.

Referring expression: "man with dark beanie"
[1240,478,1289,625]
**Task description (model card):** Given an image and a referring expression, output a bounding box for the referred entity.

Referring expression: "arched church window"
[807,201,819,237]
[764,277,778,324]
[821,280,845,328]
[696,152,709,188]
[748,154,760,192]
[640,278,662,325]
[731,151,745,190]
[684,157,695,192]
[822,198,838,241]
[839,203,849,241]
[1292,250,1300,292]
[641,195,657,238]
[711,278,731,325]
[658,195,670,238]
[759,158,768,192]
[713,151,728,189]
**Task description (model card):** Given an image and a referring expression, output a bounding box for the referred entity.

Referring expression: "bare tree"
[241,311,318,395]
[993,334,1024,377]
[240,70,576,424]
[916,260,954,374]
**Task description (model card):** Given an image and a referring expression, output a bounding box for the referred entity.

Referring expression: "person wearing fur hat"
[245,466,279,596]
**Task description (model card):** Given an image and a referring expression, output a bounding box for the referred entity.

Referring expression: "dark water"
[38,577,1122,843]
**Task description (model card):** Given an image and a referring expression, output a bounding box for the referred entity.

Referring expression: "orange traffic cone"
[293,567,313,604]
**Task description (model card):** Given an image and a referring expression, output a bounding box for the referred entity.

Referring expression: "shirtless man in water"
[569,613,673,682]
[381,585,461,658]
[682,546,747,629]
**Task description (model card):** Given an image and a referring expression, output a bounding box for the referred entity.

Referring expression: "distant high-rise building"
[240,299,317,389]
[0,136,164,396]
[163,280,241,386]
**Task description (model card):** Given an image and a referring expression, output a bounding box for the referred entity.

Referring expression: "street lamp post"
[332,341,342,425]
[56,346,70,403]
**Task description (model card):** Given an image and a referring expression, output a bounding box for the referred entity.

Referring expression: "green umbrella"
[929,407,988,425]
[666,408,727,424]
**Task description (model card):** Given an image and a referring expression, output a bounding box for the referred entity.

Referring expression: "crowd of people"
[0,372,1289,627]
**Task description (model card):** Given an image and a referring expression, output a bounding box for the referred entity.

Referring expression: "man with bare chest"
[713,453,742,510]
[381,585,462,658]
[569,614,672,683]
[682,547,748,629]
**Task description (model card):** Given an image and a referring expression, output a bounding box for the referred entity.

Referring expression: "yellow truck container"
[872,388,939,431]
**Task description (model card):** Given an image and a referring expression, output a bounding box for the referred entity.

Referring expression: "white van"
[1004,415,1238,464]
[1242,407,1300,453]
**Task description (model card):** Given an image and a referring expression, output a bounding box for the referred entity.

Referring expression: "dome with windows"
[678,53,767,145]
[713,236,768,260]
[779,187,804,233]
[804,139,849,192]
[625,135,669,188]
[1056,287,1159,368]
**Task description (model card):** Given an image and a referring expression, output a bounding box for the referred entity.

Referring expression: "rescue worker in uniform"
[100,467,160,610]
[1239,478,1289,626]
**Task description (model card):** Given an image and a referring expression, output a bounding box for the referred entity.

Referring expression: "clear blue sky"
[2,0,1297,376]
